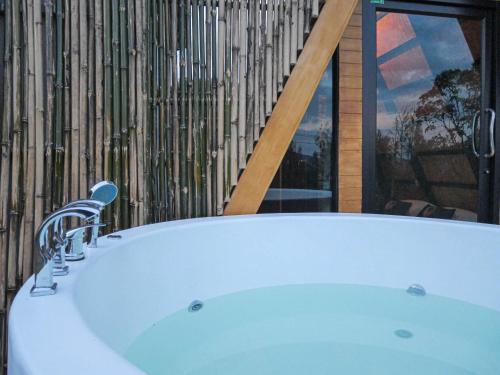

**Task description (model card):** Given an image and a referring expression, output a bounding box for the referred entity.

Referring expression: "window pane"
[375,12,482,221]
[259,60,335,213]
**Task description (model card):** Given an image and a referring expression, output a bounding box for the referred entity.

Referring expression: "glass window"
[259,59,336,213]
[375,12,482,222]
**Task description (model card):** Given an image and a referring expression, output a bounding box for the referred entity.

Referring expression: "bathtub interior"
[72,215,500,359]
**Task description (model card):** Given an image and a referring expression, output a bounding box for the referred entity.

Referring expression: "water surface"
[125,284,500,374]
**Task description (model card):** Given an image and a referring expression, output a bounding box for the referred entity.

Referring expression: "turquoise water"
[125,284,500,375]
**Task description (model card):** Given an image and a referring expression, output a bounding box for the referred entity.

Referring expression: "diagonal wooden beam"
[224,0,357,215]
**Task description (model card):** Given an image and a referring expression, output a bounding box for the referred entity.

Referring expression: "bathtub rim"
[8,213,500,375]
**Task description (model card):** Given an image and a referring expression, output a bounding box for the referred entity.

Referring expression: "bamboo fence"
[0,0,323,370]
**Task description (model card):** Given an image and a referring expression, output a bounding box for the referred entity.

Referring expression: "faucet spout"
[64,199,106,249]
[30,206,101,297]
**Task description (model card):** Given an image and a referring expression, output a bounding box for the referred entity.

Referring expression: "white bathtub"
[8,214,500,374]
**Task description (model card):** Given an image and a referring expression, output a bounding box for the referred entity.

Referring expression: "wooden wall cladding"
[338,0,363,213]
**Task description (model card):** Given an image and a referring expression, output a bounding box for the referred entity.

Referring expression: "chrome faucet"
[52,202,103,268]
[62,181,118,253]
[30,206,102,297]
[63,199,106,259]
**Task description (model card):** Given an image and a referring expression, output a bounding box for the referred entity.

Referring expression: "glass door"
[259,58,337,213]
[363,1,496,223]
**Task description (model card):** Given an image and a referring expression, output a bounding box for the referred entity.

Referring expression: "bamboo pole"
[305,0,311,35]
[171,0,180,219]
[20,0,32,282]
[159,0,165,220]
[112,0,122,229]
[265,0,273,117]
[290,0,298,65]
[151,0,159,221]
[230,0,239,183]
[238,0,248,164]
[284,0,291,76]
[186,0,194,217]
[88,0,96,188]
[216,0,226,215]
[163,0,174,220]
[62,0,71,207]
[192,0,202,216]
[211,0,217,214]
[205,0,213,216]
[127,0,137,226]
[103,0,113,227]
[223,3,231,202]
[44,0,54,215]
[179,0,188,218]
[79,0,88,197]
[165,0,173,216]
[278,0,284,92]
[258,0,265,128]
[298,0,304,50]
[143,0,152,223]
[0,0,13,322]
[149,0,156,221]
[9,0,23,292]
[70,0,80,203]
[33,0,45,251]
[0,1,13,362]
[136,0,146,224]
[199,0,207,216]
[245,0,255,156]
[95,0,104,184]
[272,0,278,104]
[312,0,319,18]
[119,0,130,227]
[150,0,156,221]
[5,0,19,340]
[54,0,64,209]
[253,0,260,141]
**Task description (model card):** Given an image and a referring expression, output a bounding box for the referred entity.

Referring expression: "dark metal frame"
[331,49,340,212]
[492,1,500,223]
[362,0,498,223]
[0,0,6,127]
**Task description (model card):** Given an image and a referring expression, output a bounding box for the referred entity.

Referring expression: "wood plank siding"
[338,0,363,213]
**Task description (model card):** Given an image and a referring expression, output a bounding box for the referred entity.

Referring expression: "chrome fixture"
[89,181,118,205]
[30,206,102,297]
[64,221,106,261]
[63,199,106,257]
[472,108,496,158]
[52,227,69,276]
[406,284,426,297]
[472,111,480,158]
[485,108,496,158]
[88,181,118,248]
[394,329,413,339]
[188,300,204,313]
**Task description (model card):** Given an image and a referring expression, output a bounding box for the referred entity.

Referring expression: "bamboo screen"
[0,0,323,368]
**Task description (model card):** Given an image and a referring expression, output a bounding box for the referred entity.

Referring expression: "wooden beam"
[224,0,357,215]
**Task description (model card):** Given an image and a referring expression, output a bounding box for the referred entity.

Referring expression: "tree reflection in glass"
[375,13,482,221]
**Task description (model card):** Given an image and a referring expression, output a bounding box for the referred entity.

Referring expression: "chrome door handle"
[484,108,496,158]
[472,111,480,158]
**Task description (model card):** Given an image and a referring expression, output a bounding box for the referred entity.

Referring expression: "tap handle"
[64,199,106,211]
[66,223,106,238]
[65,223,106,261]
